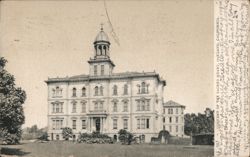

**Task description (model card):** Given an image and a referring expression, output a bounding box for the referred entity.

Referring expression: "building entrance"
[95,118,100,132]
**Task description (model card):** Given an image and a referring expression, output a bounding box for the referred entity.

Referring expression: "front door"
[95,118,100,132]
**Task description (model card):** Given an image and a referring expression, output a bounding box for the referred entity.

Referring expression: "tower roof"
[94,27,110,43]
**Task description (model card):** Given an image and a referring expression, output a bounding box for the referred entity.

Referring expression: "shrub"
[61,127,73,140]
[77,132,112,144]
[118,129,133,145]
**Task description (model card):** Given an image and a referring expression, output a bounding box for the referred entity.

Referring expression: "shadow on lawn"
[0,147,30,156]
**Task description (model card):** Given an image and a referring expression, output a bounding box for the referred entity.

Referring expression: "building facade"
[46,28,176,142]
[163,100,185,137]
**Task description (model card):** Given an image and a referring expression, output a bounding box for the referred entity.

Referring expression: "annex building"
[45,27,185,142]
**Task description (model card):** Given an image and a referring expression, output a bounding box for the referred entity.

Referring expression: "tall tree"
[0,57,26,144]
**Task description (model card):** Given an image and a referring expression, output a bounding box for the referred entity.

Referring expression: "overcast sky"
[0,0,214,128]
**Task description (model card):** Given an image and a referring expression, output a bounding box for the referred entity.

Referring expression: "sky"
[0,0,214,128]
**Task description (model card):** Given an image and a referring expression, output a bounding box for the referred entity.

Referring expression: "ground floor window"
[82,119,86,129]
[56,134,59,140]
[123,119,128,129]
[137,118,150,129]
[113,119,117,129]
[72,120,76,130]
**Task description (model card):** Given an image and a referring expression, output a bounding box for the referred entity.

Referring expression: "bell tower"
[88,26,115,76]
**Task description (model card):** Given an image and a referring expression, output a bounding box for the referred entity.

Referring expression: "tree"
[118,129,133,145]
[184,108,214,136]
[61,127,73,140]
[0,57,26,144]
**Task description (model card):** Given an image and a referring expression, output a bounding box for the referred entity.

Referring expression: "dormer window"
[72,88,76,97]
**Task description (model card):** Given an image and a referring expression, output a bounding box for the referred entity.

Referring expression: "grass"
[1,141,214,157]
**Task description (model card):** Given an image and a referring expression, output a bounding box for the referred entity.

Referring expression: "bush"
[118,129,133,145]
[62,127,73,140]
[77,132,112,144]
[38,132,49,141]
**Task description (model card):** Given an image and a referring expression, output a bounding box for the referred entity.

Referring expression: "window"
[176,126,178,132]
[72,88,76,97]
[53,86,62,97]
[137,118,150,129]
[72,120,76,130]
[101,65,104,75]
[113,119,117,129]
[52,119,63,130]
[141,82,146,94]
[163,108,165,114]
[100,86,103,96]
[163,117,165,123]
[123,119,128,129]
[82,87,86,97]
[146,100,150,111]
[123,84,128,95]
[181,108,184,114]
[113,102,117,112]
[169,126,172,132]
[82,120,86,129]
[72,101,77,113]
[137,85,141,94]
[52,102,63,113]
[176,108,178,114]
[81,102,86,113]
[99,102,103,110]
[141,101,145,111]
[168,108,173,114]
[176,117,178,123]
[146,118,150,129]
[123,102,128,112]
[94,102,98,111]
[137,119,140,129]
[94,65,97,75]
[113,85,118,95]
[169,117,172,123]
[94,86,98,96]
[136,101,140,111]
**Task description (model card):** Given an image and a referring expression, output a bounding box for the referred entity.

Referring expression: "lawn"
[1,141,214,157]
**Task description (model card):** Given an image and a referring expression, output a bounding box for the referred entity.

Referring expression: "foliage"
[61,127,73,140]
[0,57,26,144]
[37,132,49,141]
[184,108,214,136]
[118,129,133,145]
[22,125,48,140]
[77,132,112,144]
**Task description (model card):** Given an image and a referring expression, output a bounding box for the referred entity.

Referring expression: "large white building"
[45,27,184,142]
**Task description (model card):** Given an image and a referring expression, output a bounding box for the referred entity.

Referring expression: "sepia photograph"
[1,0,219,157]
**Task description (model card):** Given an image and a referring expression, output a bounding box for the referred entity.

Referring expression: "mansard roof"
[45,71,166,85]
[163,100,185,108]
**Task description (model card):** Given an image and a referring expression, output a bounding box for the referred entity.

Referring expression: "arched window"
[103,46,106,55]
[94,86,98,96]
[141,82,146,94]
[137,85,141,94]
[123,84,128,95]
[113,85,118,95]
[100,86,103,96]
[82,87,86,97]
[72,88,76,97]
[113,102,117,112]
[72,101,77,113]
[123,101,128,112]
[98,45,102,55]
[56,86,60,95]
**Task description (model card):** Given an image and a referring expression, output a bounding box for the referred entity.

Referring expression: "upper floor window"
[113,102,118,112]
[101,65,104,76]
[138,82,149,94]
[94,86,98,96]
[176,108,178,114]
[72,101,77,113]
[72,88,77,97]
[136,99,150,111]
[94,102,98,111]
[113,85,118,95]
[169,117,172,123]
[168,108,173,114]
[52,102,63,113]
[81,101,86,113]
[52,86,62,97]
[94,65,97,75]
[123,101,128,112]
[123,84,128,95]
[82,87,86,97]
[176,117,178,123]
[100,86,103,96]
